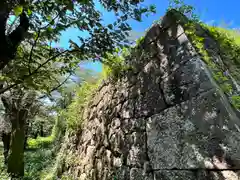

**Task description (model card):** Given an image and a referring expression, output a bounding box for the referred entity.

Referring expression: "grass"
[0,118,63,180]
[0,140,58,180]
[27,136,54,149]
[0,139,57,180]
[24,147,56,180]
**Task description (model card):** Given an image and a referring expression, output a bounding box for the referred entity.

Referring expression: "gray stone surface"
[161,57,214,105]
[147,89,240,170]
[154,170,196,180]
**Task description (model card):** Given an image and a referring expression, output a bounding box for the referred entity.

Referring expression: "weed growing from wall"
[102,47,134,81]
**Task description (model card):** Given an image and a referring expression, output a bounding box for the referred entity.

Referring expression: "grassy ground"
[0,140,57,180]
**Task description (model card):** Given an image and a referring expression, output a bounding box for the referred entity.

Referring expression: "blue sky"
[58,0,240,73]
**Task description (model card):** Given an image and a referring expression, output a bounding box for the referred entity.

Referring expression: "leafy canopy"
[0,0,156,95]
[12,0,156,58]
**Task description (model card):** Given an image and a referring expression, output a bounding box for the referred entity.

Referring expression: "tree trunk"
[24,120,30,150]
[2,132,11,164]
[7,109,27,177]
[40,123,44,137]
[0,4,29,71]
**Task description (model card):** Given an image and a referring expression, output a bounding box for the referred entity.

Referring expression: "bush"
[102,47,132,80]
[64,81,100,130]
[27,115,65,149]
[27,136,54,149]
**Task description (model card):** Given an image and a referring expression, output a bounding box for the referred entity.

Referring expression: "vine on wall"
[168,0,240,110]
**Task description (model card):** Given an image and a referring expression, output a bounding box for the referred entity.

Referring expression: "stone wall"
[60,10,240,180]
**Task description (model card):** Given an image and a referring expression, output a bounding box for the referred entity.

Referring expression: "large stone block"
[144,24,161,45]
[154,170,196,180]
[157,32,197,79]
[161,57,214,105]
[147,89,240,170]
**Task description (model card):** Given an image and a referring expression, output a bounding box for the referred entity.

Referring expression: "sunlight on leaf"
[27,9,32,16]
[13,5,23,16]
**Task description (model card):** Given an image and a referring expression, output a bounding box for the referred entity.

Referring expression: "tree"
[0,62,98,177]
[0,0,155,94]
[0,1,29,70]
[0,40,77,95]
[1,89,40,177]
[26,103,55,141]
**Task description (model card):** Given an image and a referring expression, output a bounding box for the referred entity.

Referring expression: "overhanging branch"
[0,50,70,94]
[38,73,73,100]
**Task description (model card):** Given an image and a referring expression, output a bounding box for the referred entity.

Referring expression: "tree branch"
[0,11,30,70]
[28,29,41,74]
[0,49,71,94]
[50,73,72,93]
[31,49,69,75]
[38,73,72,100]
[39,9,63,30]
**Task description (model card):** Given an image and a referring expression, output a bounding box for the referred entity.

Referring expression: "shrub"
[27,115,65,149]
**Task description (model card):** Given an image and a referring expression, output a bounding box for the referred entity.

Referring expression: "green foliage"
[42,135,69,180]
[1,43,78,95]
[204,25,240,81]
[184,22,236,97]
[102,47,133,79]
[64,81,100,130]
[24,148,56,179]
[205,26,240,108]
[13,5,23,16]
[29,115,55,138]
[0,114,65,179]
[27,136,54,149]
[169,2,240,109]
[27,115,65,149]
[231,95,240,109]
[168,0,199,21]
[0,142,57,180]
[0,0,156,95]
[135,36,145,46]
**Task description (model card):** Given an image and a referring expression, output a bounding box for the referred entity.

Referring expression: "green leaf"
[47,27,53,32]
[108,24,113,30]
[27,9,32,16]
[50,20,55,25]
[149,5,156,13]
[47,16,52,21]
[33,32,38,40]
[13,5,23,16]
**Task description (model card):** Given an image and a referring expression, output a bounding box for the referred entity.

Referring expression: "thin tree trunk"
[24,120,30,150]
[40,123,44,137]
[2,132,11,164]
[7,109,27,177]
